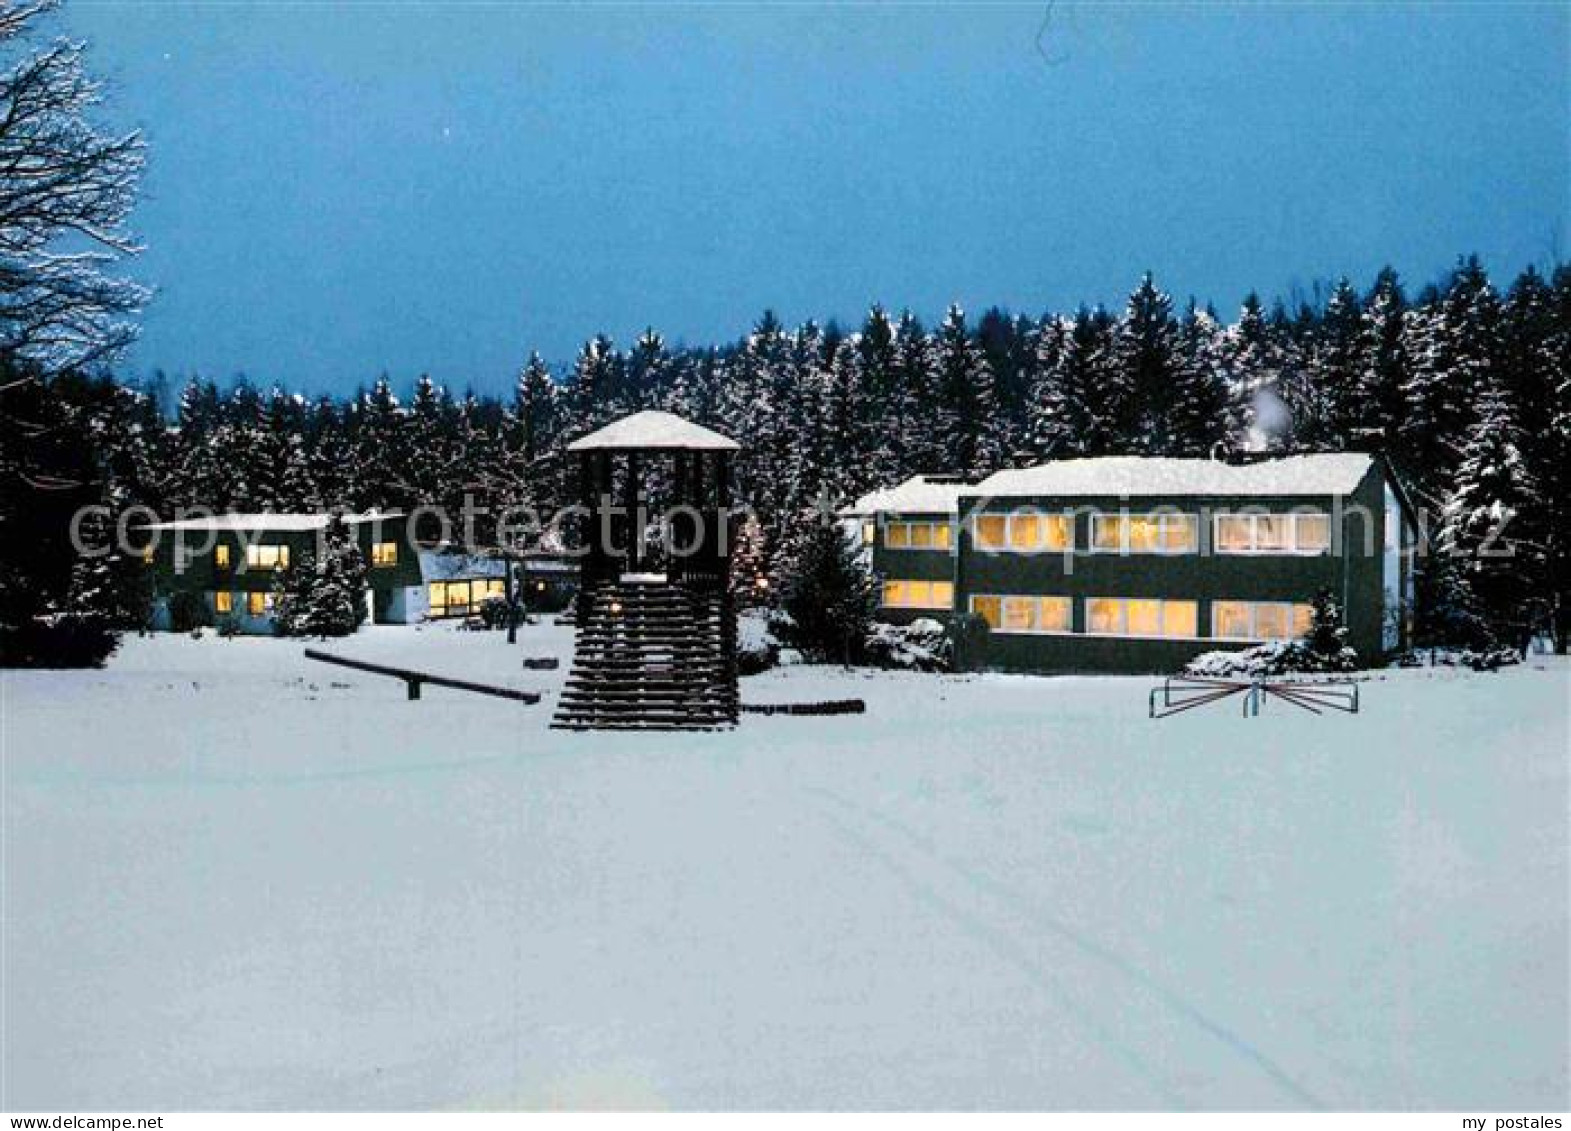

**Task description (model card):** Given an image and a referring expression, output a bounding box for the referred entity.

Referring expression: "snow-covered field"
[3,625,1567,1111]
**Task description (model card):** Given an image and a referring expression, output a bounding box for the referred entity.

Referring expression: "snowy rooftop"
[971,453,1378,500]
[842,475,978,516]
[137,511,404,533]
[566,410,739,452]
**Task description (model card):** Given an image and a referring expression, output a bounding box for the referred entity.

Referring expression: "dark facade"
[860,459,1416,674]
[142,513,518,632]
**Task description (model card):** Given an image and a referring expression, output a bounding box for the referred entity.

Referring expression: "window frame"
[1087,512,1198,555]
[883,519,952,552]
[968,593,1073,635]
[1082,597,1201,640]
[970,510,1072,553]
[881,578,955,610]
[427,578,509,618]
[1210,600,1314,641]
[245,543,290,571]
[1212,511,1333,556]
[370,540,399,568]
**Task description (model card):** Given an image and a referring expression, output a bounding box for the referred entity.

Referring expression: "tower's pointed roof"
[566,410,740,453]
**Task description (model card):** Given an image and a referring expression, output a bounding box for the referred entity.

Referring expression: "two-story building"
[140,512,524,633]
[846,453,1417,673]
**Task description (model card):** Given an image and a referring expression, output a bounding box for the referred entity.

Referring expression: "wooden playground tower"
[552,411,742,731]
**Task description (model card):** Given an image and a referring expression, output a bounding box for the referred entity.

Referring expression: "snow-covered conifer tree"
[1298,278,1364,449]
[1356,267,1408,453]
[771,509,876,665]
[272,516,369,637]
[1433,376,1548,649]
[1399,256,1499,500]
[930,304,1002,473]
[1170,302,1232,457]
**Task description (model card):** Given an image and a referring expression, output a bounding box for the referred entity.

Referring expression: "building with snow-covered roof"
[139,512,557,634]
[858,453,1417,673]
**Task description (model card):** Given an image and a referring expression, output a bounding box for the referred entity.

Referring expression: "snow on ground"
[2,625,1567,1111]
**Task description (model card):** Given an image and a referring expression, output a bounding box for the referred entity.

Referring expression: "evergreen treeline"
[8,256,1569,659]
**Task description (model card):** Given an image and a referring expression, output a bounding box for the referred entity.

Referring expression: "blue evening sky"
[68,1,1569,397]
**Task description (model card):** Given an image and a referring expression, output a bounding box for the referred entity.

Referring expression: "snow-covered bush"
[1393,646,1522,672]
[865,617,951,672]
[479,594,524,630]
[1185,640,1352,678]
[738,637,780,676]
[1186,590,1359,677]
[737,610,780,675]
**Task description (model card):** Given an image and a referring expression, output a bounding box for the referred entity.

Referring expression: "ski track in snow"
[804,785,1326,1110]
[3,628,1567,1110]
[804,797,1188,1108]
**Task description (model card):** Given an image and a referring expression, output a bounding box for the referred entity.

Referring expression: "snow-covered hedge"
[737,610,781,675]
[1393,646,1523,672]
[865,617,951,672]
[1185,639,1358,678]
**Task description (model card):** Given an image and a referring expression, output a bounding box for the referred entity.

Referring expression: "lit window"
[1215,515,1254,553]
[1254,604,1289,640]
[971,595,1002,628]
[1091,513,1197,554]
[246,591,270,616]
[1127,517,1161,554]
[976,512,1070,552]
[974,515,1007,551]
[1295,514,1331,554]
[1164,601,1198,638]
[214,544,230,570]
[430,580,470,617]
[882,579,953,609]
[1091,516,1123,552]
[972,594,1071,634]
[371,541,398,567]
[246,544,289,571]
[1125,599,1161,636]
[428,579,504,618]
[1038,596,1072,631]
[1009,514,1044,551]
[1087,597,1122,634]
[1002,596,1037,632]
[140,545,155,565]
[1162,515,1198,553]
[1209,600,1315,640]
[214,591,233,614]
[861,522,875,546]
[884,521,952,550]
[1085,597,1199,638]
[1256,515,1292,552]
[1212,600,1253,639]
[1213,513,1331,554]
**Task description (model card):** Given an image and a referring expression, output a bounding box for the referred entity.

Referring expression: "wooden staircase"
[552,578,739,731]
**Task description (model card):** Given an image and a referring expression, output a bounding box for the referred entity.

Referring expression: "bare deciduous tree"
[0,0,144,372]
